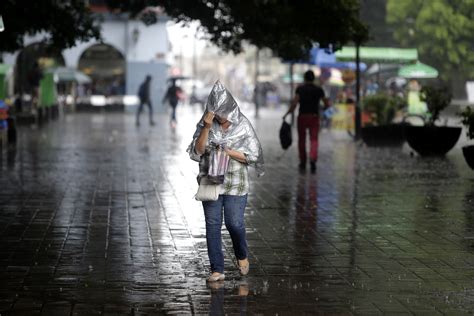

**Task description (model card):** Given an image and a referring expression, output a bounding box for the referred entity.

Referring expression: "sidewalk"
[0,105,473,315]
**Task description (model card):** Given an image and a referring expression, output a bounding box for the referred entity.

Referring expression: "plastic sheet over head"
[187,80,265,177]
[205,80,240,124]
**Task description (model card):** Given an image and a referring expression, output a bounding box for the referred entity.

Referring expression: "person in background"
[283,70,331,172]
[162,80,182,126]
[136,75,154,126]
[365,79,379,96]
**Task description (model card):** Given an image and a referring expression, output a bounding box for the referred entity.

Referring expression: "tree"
[0,0,368,61]
[386,0,474,98]
[359,0,398,47]
[106,0,369,60]
[0,0,101,53]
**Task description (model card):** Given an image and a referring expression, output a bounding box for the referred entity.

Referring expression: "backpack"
[138,83,147,100]
[167,86,179,104]
[279,120,292,150]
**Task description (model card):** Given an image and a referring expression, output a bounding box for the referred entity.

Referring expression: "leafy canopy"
[420,84,452,125]
[0,0,101,53]
[386,0,474,82]
[0,0,368,60]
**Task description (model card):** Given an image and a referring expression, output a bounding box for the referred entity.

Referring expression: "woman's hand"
[224,147,247,164]
[195,112,214,155]
[203,111,215,129]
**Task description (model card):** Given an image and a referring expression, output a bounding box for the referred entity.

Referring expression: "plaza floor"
[0,105,473,315]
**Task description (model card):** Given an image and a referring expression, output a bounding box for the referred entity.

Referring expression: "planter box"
[462,145,474,169]
[0,129,7,153]
[16,112,36,125]
[361,124,406,147]
[405,125,461,156]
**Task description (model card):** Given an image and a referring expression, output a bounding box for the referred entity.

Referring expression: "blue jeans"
[202,194,248,273]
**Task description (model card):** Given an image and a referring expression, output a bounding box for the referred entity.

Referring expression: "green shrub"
[363,94,406,126]
[420,84,452,125]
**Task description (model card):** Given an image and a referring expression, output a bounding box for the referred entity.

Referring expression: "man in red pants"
[283,70,331,172]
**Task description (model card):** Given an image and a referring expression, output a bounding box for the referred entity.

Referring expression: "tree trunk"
[450,73,467,100]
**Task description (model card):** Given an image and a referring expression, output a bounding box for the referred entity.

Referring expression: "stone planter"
[405,125,461,156]
[462,145,474,169]
[361,124,406,147]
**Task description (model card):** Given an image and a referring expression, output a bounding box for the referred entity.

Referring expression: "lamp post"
[191,32,197,103]
[355,43,361,140]
[254,48,260,118]
[179,35,188,76]
[192,33,197,79]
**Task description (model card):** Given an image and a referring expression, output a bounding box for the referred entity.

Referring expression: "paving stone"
[0,107,473,314]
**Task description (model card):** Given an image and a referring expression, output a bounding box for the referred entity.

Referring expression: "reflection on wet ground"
[0,106,473,314]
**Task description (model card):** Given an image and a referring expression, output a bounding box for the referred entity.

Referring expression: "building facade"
[2,11,171,112]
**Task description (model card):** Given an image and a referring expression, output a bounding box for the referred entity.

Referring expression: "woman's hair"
[304,70,315,82]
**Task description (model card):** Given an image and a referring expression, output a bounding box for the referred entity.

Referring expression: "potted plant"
[404,84,462,156]
[459,106,474,169]
[361,93,406,146]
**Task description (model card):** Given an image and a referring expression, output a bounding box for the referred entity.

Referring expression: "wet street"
[1,105,473,315]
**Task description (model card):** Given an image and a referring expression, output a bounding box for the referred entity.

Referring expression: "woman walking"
[187,80,264,282]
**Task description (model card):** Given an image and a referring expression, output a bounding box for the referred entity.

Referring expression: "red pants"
[297,114,320,163]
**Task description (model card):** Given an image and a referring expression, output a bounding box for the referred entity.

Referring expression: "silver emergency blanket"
[187,80,265,177]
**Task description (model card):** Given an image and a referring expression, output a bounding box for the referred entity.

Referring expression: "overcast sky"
[166,21,209,58]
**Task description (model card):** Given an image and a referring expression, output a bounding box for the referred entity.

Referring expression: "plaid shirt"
[197,148,249,196]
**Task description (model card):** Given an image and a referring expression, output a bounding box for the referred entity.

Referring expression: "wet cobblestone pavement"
[1,106,473,315]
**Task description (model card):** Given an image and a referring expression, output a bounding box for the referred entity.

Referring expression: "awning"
[398,62,438,79]
[336,47,418,63]
[319,62,367,71]
[366,63,400,75]
[284,48,366,70]
[312,48,366,68]
[47,67,92,84]
[282,73,303,83]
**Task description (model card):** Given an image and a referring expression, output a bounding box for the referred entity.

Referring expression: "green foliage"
[459,106,474,140]
[106,0,369,60]
[0,1,369,61]
[386,0,474,96]
[0,1,101,52]
[359,0,395,46]
[420,84,452,125]
[363,94,406,125]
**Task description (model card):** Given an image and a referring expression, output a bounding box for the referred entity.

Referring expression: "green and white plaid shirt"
[220,158,249,195]
[197,149,249,196]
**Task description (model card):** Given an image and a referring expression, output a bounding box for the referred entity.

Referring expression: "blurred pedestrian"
[283,70,331,172]
[136,75,154,126]
[187,80,264,282]
[162,80,182,126]
[27,61,43,112]
[365,79,379,95]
